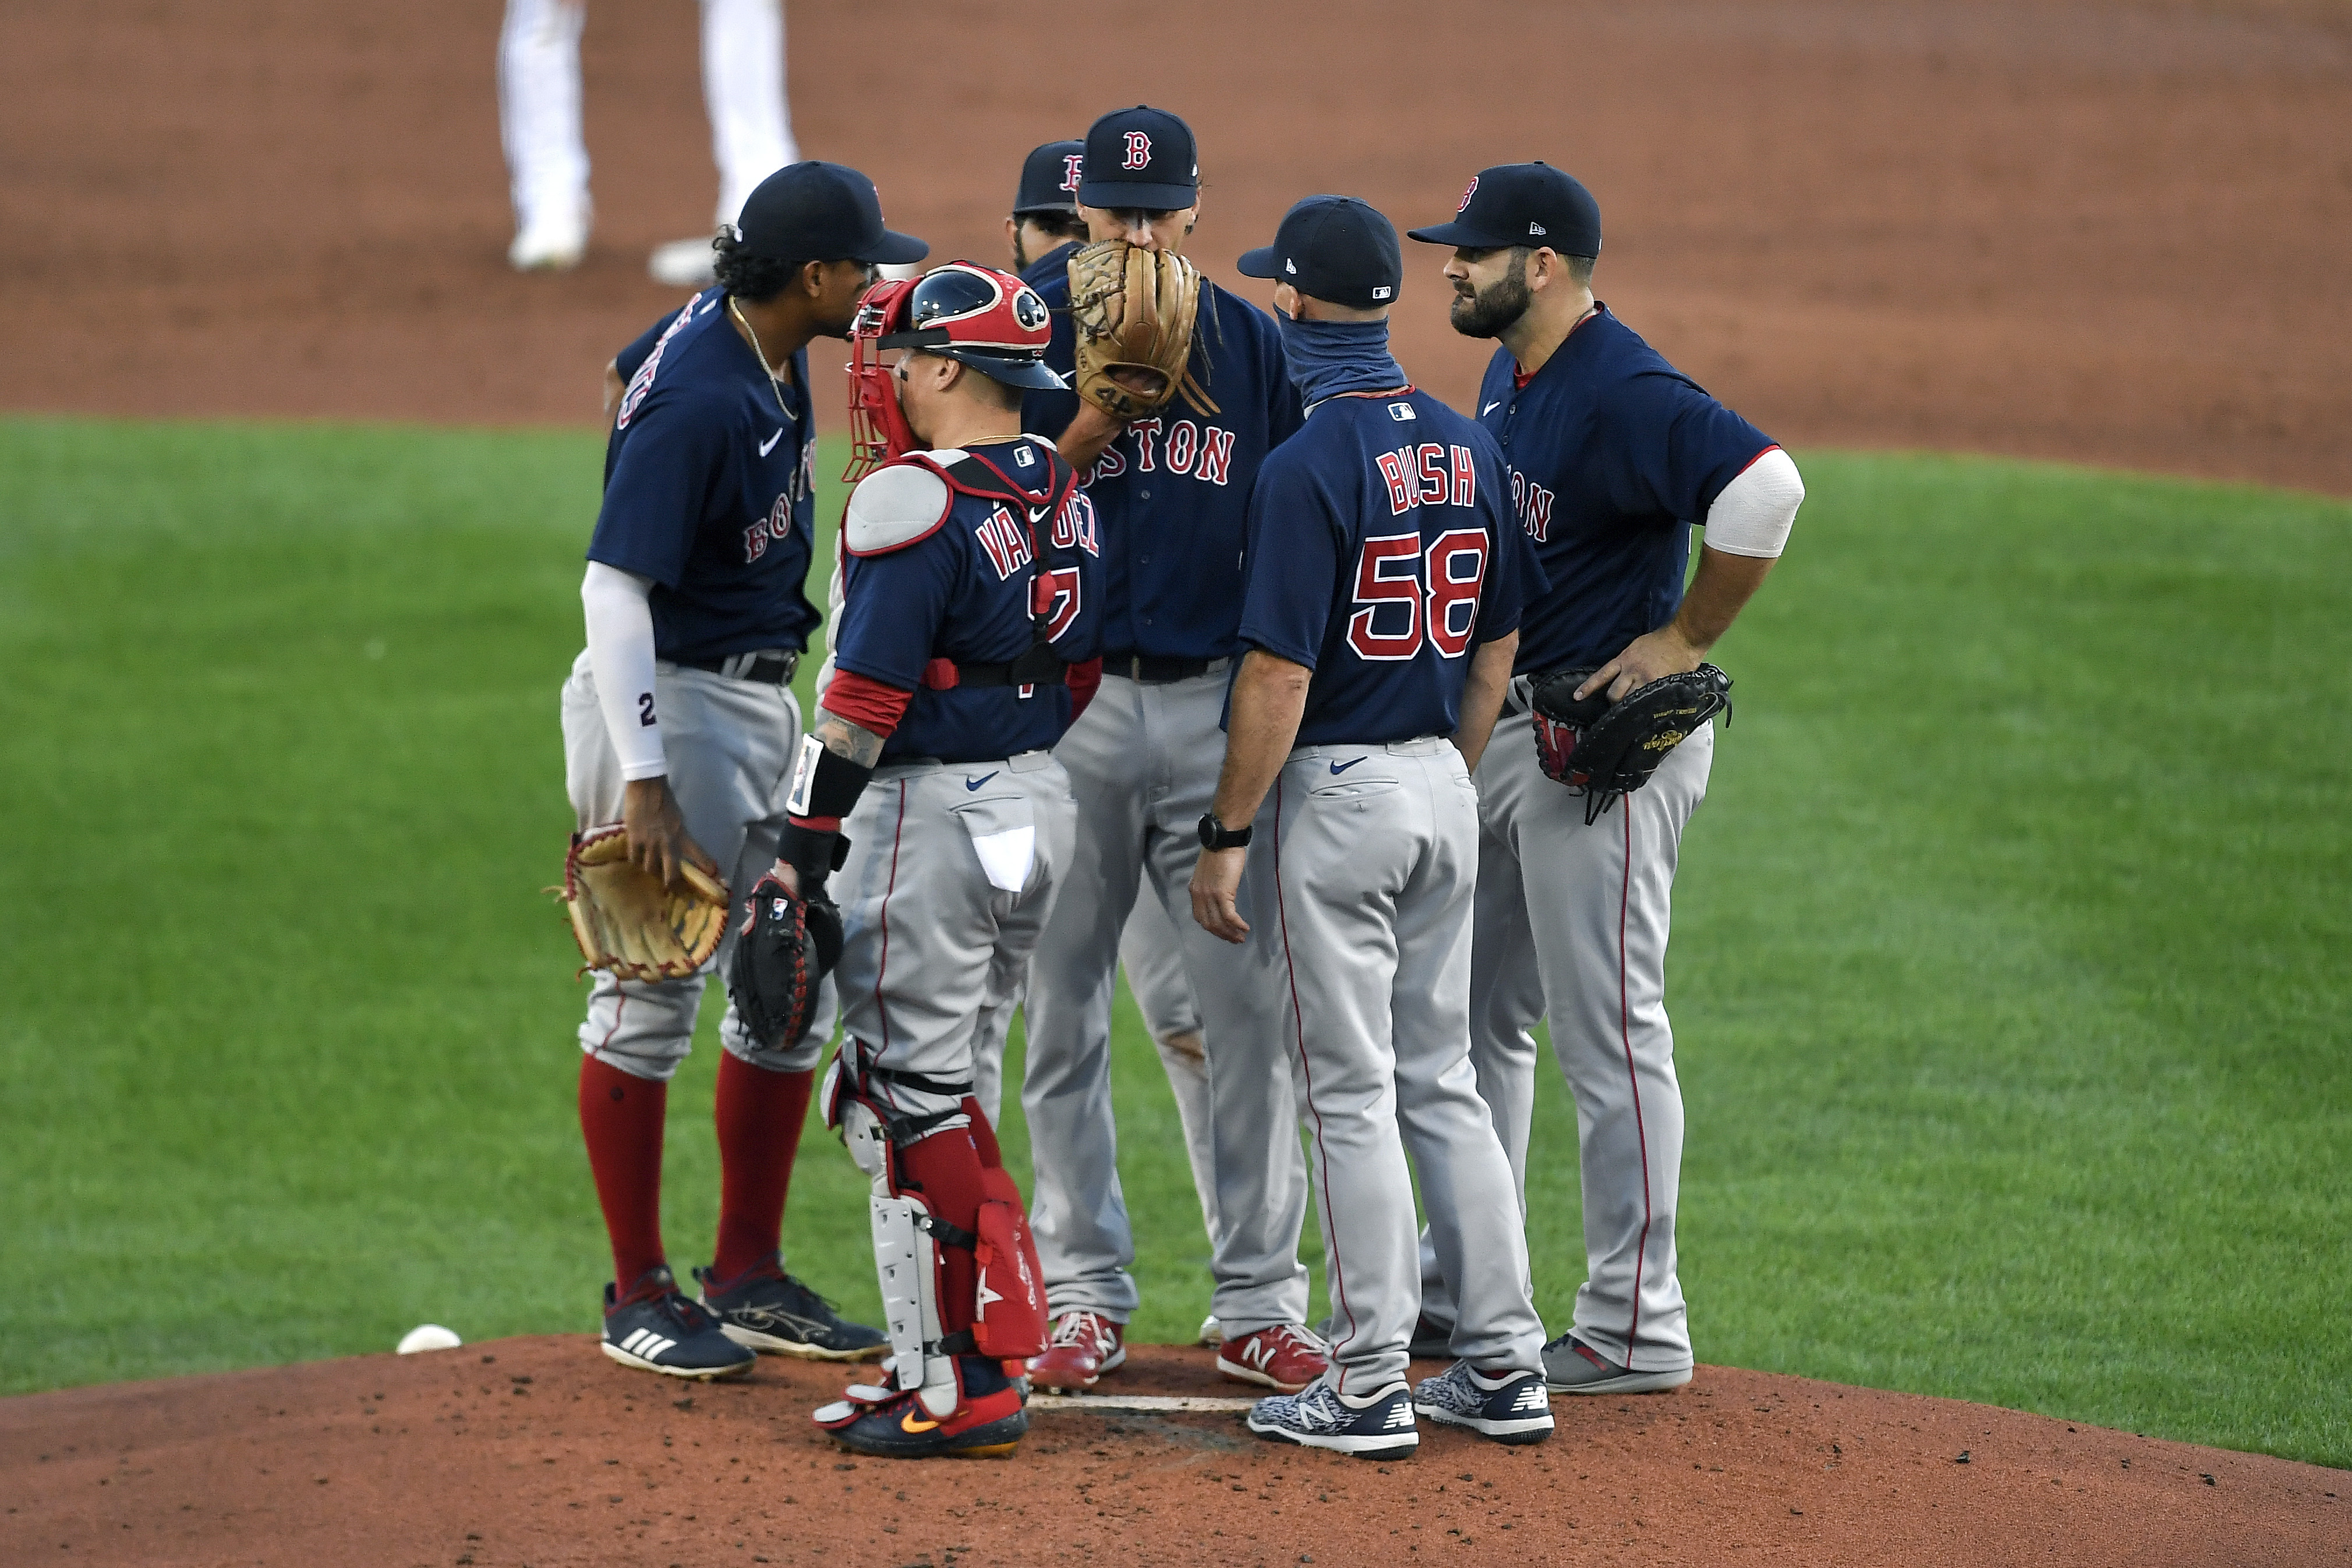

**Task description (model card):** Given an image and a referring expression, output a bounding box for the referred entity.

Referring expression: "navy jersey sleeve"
[1609,373,1774,523]
[587,386,735,587]
[832,533,960,691]
[1235,453,1345,671]
[613,313,671,383]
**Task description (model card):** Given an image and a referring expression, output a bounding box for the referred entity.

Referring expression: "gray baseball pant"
[1418,710,1713,1372]
[559,647,831,1081]
[1021,669,1311,1333]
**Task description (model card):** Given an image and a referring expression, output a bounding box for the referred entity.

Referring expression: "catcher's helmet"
[846,262,1064,478]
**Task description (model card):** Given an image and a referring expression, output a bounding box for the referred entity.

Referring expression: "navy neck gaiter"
[1278,313,1408,407]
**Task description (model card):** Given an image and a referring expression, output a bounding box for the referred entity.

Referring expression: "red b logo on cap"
[1457,175,1480,213]
[1123,132,1152,170]
[1060,154,1083,193]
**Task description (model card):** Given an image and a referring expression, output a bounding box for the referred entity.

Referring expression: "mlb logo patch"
[1388,402,1417,421]
[1014,445,1035,466]
[1372,285,1392,300]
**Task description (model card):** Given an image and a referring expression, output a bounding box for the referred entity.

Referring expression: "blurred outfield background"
[1,419,2344,1467]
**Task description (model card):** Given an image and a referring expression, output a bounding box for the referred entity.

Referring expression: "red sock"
[896,1124,986,1336]
[710,1053,815,1283]
[578,1056,667,1296]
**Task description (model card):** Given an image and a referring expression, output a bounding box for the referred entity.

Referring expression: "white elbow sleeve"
[581,561,667,781]
[1702,447,1805,559]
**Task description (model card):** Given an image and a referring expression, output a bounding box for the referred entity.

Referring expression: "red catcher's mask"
[844,278,921,482]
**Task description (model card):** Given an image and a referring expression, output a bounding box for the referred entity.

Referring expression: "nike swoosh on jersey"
[965,772,999,791]
[1328,758,1364,775]
[1481,401,1502,416]
[759,427,784,456]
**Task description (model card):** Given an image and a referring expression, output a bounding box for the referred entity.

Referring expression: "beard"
[1449,253,1533,338]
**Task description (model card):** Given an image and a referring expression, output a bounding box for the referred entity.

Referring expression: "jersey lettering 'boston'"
[1084,416,1239,486]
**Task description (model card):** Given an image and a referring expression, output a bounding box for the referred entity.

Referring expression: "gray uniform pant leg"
[560,650,831,1084]
[1252,742,1541,1394]
[831,753,1076,1094]
[1117,890,1221,1256]
[1426,721,1711,1372]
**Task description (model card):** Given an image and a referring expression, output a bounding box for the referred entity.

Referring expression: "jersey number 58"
[1346,530,1488,661]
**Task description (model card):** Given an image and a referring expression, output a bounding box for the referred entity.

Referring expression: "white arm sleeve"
[581,561,667,781]
[1700,447,1805,559]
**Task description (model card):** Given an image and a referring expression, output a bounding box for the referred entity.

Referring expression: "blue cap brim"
[941,351,1067,391]
[1234,245,1281,280]
[1076,178,1198,212]
[1405,220,1515,248]
[853,229,930,266]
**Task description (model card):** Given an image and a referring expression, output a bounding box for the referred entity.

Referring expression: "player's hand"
[765,860,802,898]
[1190,847,1251,944]
[1578,624,1705,703]
[623,776,717,889]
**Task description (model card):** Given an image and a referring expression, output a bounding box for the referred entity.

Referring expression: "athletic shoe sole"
[831,1410,1028,1460]
[1244,1413,1418,1460]
[1545,1363,1693,1396]
[599,1339,754,1380]
[714,1321,889,1361]
[1414,1400,1555,1443]
[1215,1353,1317,1394]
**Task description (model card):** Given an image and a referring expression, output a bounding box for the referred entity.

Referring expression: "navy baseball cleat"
[814,1358,1029,1460]
[1541,1333,1693,1394]
[694,1260,888,1361]
[600,1266,756,1380]
[1412,1361,1555,1444]
[1245,1379,1419,1460]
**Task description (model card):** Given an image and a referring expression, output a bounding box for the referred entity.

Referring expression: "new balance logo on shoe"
[620,1328,678,1361]
[1382,1403,1416,1429]
[1239,1339,1277,1371]
[1513,1383,1548,1411]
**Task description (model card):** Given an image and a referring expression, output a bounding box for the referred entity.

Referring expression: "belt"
[680,649,800,685]
[1105,653,1230,684]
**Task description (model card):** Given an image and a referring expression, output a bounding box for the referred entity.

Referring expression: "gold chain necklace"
[728,296,798,424]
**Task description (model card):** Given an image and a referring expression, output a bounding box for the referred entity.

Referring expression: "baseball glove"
[558,824,730,981]
[1532,664,1733,825]
[1067,239,1204,421]
[726,866,845,1052]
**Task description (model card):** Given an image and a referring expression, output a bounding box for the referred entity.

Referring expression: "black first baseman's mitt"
[1532,664,1733,825]
[726,866,845,1052]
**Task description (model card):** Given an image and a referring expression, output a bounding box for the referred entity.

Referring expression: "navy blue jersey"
[1021,269,1304,662]
[833,440,1105,765]
[1476,305,1774,675]
[1018,239,1080,295]
[589,289,822,664]
[1233,390,1543,748]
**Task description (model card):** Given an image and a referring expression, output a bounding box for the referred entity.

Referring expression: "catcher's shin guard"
[834,1089,961,1418]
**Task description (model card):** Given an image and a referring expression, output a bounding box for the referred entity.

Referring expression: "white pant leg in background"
[1117,890,1222,1258]
[1426,720,1712,1372]
[559,650,830,1081]
[1246,741,1541,1394]
[699,0,797,224]
[498,0,590,236]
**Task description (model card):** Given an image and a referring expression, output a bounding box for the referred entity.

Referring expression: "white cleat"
[508,210,588,272]
[649,236,719,288]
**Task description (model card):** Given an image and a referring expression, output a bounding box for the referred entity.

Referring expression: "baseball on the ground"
[396,1324,462,1354]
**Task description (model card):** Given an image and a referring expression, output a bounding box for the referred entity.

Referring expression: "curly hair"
[712,231,807,304]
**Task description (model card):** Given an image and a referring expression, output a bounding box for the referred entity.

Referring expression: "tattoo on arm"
[814,711,886,767]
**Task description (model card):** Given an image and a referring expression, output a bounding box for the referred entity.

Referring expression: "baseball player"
[563,162,924,1380]
[1007,140,1089,279]
[1016,106,1322,1395]
[1191,196,1553,1457]
[1405,164,1805,1392]
[790,261,1103,1459]
[498,0,798,284]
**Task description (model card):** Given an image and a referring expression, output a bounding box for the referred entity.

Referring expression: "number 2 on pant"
[1345,529,1489,661]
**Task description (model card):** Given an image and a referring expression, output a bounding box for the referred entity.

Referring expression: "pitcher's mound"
[1,1337,2340,1566]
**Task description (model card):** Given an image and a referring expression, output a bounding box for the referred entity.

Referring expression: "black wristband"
[776,823,853,889]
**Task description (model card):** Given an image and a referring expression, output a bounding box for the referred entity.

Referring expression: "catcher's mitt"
[1532,664,1733,825]
[726,867,845,1052]
[558,824,730,981]
[1067,239,1205,421]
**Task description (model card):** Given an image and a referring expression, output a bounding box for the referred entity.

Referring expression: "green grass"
[0,418,2345,1468]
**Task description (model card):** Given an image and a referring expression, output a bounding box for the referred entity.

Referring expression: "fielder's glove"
[558,823,730,981]
[1067,239,1205,421]
[726,865,844,1052]
[1532,664,1734,825]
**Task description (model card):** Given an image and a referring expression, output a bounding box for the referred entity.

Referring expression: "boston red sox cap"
[734,161,928,267]
[1076,105,1200,212]
[1407,161,1601,257]
[1236,196,1403,310]
[1013,140,1087,217]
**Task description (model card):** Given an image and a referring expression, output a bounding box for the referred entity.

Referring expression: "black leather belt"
[1107,653,1222,684]
[680,649,800,685]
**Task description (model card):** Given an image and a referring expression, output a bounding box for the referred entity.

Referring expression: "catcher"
[1011,105,1325,1400]
[780,261,1102,1458]
[556,162,918,1381]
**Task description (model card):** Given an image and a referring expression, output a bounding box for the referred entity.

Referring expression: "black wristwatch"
[1198,811,1253,851]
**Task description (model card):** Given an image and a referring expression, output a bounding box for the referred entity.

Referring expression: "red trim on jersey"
[1731,443,1784,479]
[820,669,914,738]
[1066,656,1103,723]
[873,780,909,1056]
